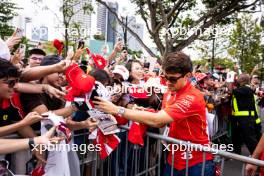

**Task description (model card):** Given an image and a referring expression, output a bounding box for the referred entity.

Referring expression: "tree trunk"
[64,23,69,56]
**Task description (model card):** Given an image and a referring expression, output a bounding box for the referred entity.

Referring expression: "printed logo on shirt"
[175,95,195,113]
[2,115,8,121]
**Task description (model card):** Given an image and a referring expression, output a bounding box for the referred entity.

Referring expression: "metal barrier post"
[185,149,189,176]
[171,147,175,176]
[115,146,119,176]
[201,152,206,176]
[220,157,225,176]
[158,140,162,176]
[145,136,149,176]
[241,163,245,176]
[125,131,128,176]
[134,145,138,175]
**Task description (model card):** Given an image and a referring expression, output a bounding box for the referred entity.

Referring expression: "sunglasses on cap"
[2,78,19,88]
[164,74,184,84]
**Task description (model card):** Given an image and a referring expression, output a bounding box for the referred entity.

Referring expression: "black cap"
[28,48,46,56]
[40,55,61,66]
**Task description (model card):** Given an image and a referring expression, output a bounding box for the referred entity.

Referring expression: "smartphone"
[143,62,150,69]
[73,97,90,111]
[19,44,26,56]
[77,39,85,49]
[122,46,127,51]
[16,28,23,37]
[90,89,99,101]
[41,114,49,118]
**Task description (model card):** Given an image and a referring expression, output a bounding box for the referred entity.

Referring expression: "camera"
[122,46,127,51]
[143,62,150,69]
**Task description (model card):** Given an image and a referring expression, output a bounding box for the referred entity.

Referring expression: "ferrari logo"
[3,115,8,121]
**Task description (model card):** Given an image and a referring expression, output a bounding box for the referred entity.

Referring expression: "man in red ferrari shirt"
[94,51,215,176]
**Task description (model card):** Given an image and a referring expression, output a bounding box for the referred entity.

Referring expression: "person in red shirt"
[94,51,215,176]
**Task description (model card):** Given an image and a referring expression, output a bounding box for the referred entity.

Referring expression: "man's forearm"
[0,121,27,137]
[106,50,117,64]
[15,83,47,94]
[21,64,61,82]
[53,106,75,118]
[18,126,37,138]
[252,134,264,159]
[114,108,168,128]
[0,138,29,154]
[66,119,87,131]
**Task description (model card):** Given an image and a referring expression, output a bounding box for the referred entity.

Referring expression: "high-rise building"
[96,1,118,44]
[117,16,144,51]
[71,0,92,39]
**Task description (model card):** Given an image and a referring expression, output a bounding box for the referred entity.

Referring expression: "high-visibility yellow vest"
[232,95,261,124]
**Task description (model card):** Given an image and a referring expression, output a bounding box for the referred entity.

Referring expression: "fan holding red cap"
[64,64,121,159]
[64,63,95,101]
[86,48,107,70]
[53,39,64,55]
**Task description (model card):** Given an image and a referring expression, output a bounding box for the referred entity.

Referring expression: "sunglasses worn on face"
[2,79,19,88]
[164,75,183,84]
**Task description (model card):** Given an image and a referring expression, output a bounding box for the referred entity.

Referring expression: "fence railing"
[3,126,264,176]
[77,125,264,176]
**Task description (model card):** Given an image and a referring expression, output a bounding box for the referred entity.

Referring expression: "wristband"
[28,138,35,150]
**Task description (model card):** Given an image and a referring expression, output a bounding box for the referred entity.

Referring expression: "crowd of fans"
[0,29,264,176]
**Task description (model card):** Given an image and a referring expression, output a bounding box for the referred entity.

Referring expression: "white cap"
[112,65,129,81]
[0,38,10,61]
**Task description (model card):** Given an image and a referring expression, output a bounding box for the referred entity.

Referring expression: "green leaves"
[229,14,262,73]
[0,0,20,38]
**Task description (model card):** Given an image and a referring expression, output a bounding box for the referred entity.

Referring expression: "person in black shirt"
[20,55,97,131]
[0,58,44,137]
[231,74,262,154]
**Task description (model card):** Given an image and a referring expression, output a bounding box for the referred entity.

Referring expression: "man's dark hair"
[90,69,110,86]
[28,48,46,57]
[162,52,193,75]
[0,58,21,79]
[40,55,61,66]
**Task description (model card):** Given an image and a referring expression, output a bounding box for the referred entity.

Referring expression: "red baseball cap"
[91,54,107,70]
[65,63,95,93]
[53,39,64,55]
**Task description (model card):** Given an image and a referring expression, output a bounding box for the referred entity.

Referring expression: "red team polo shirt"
[162,81,213,170]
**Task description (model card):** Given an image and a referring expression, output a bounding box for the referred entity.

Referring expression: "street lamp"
[120,15,128,47]
[259,0,264,87]
[24,17,32,38]
[105,8,108,45]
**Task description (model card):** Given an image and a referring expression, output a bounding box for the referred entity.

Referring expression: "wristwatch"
[117,106,126,116]
[28,138,35,151]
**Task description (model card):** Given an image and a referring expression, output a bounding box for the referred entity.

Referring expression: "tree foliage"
[61,0,93,53]
[97,0,260,59]
[0,0,19,38]
[193,57,235,70]
[228,14,263,73]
